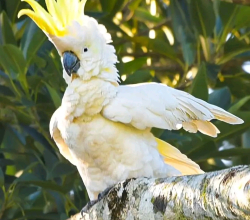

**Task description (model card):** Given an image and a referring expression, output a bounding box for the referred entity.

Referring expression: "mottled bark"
[69,165,250,220]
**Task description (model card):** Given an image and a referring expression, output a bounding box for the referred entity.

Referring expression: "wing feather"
[156,138,204,175]
[102,83,243,137]
[50,108,76,165]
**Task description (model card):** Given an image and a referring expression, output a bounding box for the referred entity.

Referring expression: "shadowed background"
[0,0,250,219]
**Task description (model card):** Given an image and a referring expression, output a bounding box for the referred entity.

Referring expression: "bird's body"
[55,112,177,200]
[50,76,181,199]
[19,0,244,201]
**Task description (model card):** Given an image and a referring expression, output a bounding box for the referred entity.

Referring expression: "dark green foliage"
[0,0,250,219]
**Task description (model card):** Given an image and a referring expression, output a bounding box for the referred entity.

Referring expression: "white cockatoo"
[19,0,243,201]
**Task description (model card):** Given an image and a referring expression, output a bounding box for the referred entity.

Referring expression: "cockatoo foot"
[81,200,97,215]
[98,185,113,200]
[81,186,113,216]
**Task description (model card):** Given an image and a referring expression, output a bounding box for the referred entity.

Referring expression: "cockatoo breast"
[56,112,179,200]
[61,78,117,121]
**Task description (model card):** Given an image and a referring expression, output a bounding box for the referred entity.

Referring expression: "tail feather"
[156,138,204,175]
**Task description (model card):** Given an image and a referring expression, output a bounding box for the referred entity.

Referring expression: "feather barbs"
[156,138,204,175]
[18,0,87,37]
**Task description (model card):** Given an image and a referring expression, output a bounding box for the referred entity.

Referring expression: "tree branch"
[69,165,250,220]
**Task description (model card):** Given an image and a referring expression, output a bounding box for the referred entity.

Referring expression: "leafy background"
[1,0,250,219]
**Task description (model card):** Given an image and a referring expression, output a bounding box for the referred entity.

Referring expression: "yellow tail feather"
[156,138,204,175]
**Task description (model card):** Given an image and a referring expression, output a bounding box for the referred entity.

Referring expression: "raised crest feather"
[18,0,87,36]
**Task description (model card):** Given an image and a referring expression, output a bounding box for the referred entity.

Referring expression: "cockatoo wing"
[50,107,76,165]
[102,83,243,137]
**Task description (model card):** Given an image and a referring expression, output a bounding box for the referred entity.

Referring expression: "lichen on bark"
[69,165,250,220]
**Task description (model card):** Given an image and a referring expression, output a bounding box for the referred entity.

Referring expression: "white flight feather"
[102,83,243,137]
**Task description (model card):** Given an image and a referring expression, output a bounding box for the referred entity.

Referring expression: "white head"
[18,0,119,84]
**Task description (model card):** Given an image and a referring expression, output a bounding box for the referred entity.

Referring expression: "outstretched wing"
[50,107,76,165]
[102,83,243,137]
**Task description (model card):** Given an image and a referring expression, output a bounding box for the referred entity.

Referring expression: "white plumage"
[103,83,242,136]
[49,76,242,200]
[19,0,244,201]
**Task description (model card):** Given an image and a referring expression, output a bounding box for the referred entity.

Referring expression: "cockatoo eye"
[63,51,80,76]
[84,48,88,52]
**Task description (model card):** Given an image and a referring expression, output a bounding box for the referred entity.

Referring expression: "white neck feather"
[61,76,118,121]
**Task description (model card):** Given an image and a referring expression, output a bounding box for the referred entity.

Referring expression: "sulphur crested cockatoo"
[19,0,243,200]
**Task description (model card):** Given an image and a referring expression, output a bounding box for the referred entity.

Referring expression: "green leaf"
[128,0,143,10]
[0,11,16,45]
[217,37,250,64]
[49,162,76,179]
[0,159,14,167]
[0,168,4,187]
[0,46,16,74]
[21,22,47,65]
[18,186,38,199]
[42,147,58,170]
[189,0,216,36]
[100,0,116,14]
[0,85,14,96]
[0,44,28,93]
[180,34,196,65]
[206,63,220,85]
[208,87,231,109]
[224,35,247,54]
[120,57,147,75]
[219,2,237,27]
[48,191,65,214]
[16,173,67,193]
[28,181,67,193]
[133,36,177,60]
[151,128,164,138]
[170,0,193,42]
[160,130,192,142]
[0,95,16,106]
[217,49,250,65]
[0,123,5,145]
[45,84,61,108]
[15,173,41,182]
[208,148,250,159]
[235,5,250,29]
[100,19,129,37]
[229,96,250,113]
[188,141,218,162]
[170,0,196,65]
[218,2,239,48]
[4,0,23,23]
[242,129,250,149]
[13,211,61,220]
[0,44,27,77]
[217,74,250,98]
[190,62,208,101]
[124,70,152,84]
[134,8,162,23]
[108,0,126,18]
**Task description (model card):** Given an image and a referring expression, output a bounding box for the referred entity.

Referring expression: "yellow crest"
[18,0,87,36]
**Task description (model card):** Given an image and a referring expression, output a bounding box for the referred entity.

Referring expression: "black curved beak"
[63,51,80,76]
